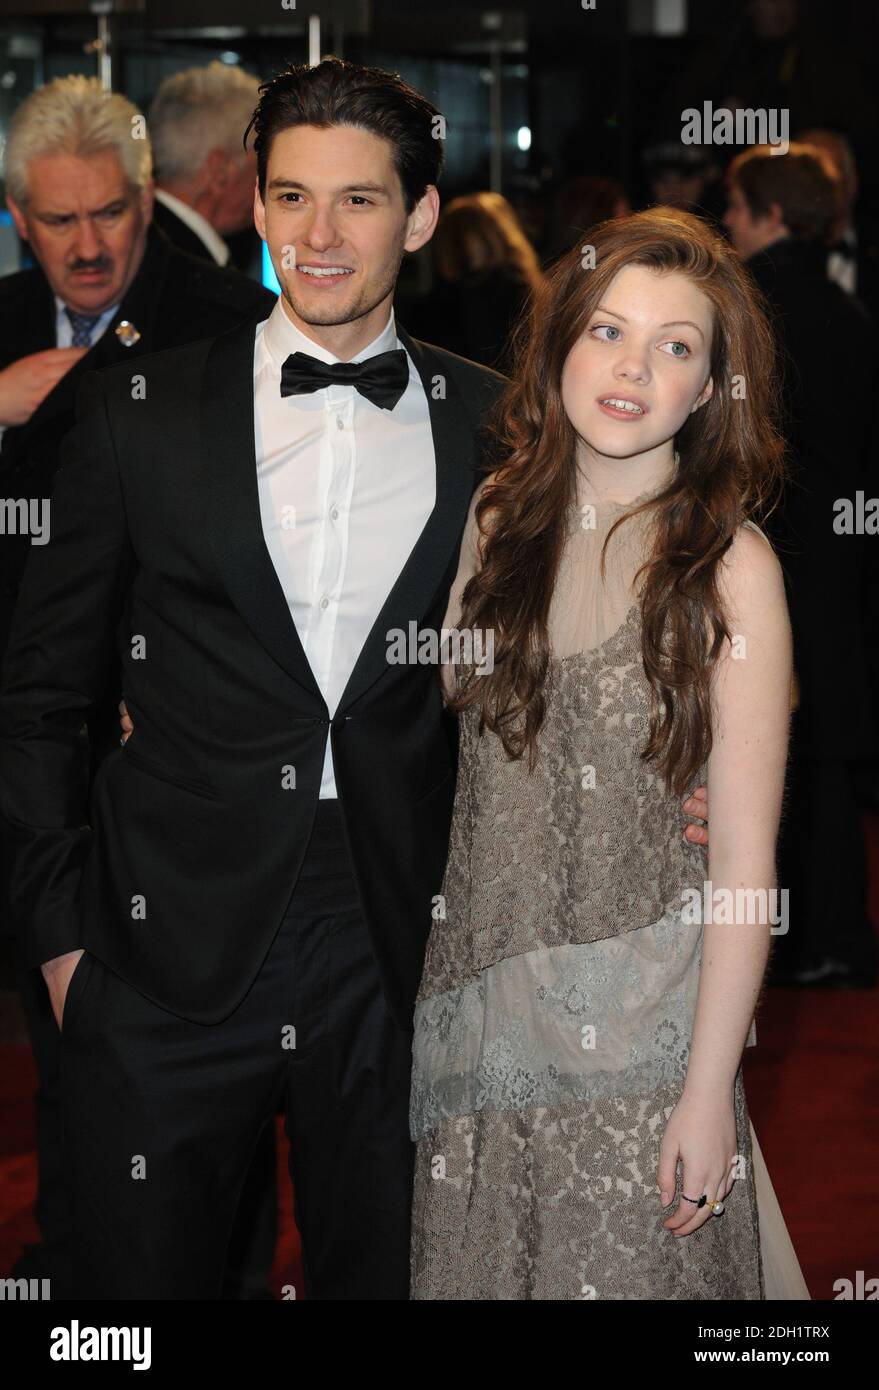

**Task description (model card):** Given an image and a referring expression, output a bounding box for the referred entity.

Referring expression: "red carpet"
[2,811,878,1299]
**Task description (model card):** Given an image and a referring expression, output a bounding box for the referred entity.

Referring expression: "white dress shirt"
[154,189,231,266]
[254,297,436,799]
[827,224,858,296]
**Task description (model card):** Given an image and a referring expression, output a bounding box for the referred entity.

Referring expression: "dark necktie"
[280,348,409,411]
[65,308,102,348]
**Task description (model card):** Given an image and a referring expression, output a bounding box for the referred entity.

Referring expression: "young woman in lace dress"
[409,207,807,1299]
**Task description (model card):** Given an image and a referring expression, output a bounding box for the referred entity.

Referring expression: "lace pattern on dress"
[411,905,755,1141]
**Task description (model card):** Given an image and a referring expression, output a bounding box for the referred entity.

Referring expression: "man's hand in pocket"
[41,950,85,1030]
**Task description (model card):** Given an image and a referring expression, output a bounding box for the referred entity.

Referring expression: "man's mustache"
[68,258,113,273]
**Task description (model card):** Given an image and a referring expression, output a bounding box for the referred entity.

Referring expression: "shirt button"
[320,596,329,609]
[336,416,344,430]
[330,506,339,520]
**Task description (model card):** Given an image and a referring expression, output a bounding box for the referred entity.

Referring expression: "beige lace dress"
[409,470,810,1301]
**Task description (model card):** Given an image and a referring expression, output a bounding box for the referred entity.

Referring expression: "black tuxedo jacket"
[0,222,275,665]
[0,315,506,1031]
[151,196,220,264]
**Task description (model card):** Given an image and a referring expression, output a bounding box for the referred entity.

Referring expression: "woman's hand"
[657,1087,738,1236]
[682,785,708,846]
[119,698,133,744]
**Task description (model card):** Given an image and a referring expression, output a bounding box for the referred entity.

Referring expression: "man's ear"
[139,177,155,226]
[253,180,267,242]
[691,374,714,413]
[6,195,30,245]
[404,184,440,254]
[206,147,229,189]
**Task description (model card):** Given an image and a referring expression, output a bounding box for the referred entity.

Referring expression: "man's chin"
[64,275,117,312]
[281,289,367,328]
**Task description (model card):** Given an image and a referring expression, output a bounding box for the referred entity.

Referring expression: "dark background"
[2,0,877,238]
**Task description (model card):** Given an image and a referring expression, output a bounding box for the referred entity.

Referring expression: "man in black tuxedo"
[1,59,708,1300]
[0,73,274,1298]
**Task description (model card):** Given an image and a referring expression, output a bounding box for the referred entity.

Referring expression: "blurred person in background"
[642,140,723,226]
[409,191,543,371]
[542,175,630,265]
[796,127,879,320]
[0,77,273,662]
[148,61,263,273]
[725,142,878,988]
[643,141,719,217]
[0,72,275,1299]
[796,129,879,725]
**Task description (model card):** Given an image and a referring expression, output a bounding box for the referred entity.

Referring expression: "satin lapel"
[334,326,476,715]
[202,317,327,706]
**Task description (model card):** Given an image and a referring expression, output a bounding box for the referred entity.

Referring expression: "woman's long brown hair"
[448,206,787,797]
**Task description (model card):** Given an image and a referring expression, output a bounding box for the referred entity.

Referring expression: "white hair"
[148,61,262,183]
[3,74,152,206]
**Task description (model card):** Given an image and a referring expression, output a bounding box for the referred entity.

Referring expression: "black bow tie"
[280,348,409,411]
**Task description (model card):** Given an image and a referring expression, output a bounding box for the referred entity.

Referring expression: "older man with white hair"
[0,72,275,1300]
[0,74,273,645]
[149,61,262,266]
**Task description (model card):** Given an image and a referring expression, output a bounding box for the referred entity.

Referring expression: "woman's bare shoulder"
[717,519,788,633]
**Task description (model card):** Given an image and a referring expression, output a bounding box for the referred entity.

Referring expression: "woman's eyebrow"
[659,319,706,339]
[592,306,705,340]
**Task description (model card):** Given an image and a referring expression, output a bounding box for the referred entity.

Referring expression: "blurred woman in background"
[409,191,543,372]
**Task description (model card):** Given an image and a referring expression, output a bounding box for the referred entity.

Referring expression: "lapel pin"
[115,319,141,348]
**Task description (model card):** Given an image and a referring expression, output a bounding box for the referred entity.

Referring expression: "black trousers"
[61,798,415,1299]
[11,949,277,1300]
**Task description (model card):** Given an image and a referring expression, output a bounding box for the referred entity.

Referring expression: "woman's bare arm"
[683,524,793,1101]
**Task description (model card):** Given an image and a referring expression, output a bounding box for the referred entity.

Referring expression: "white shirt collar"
[154,188,231,267]
[261,294,400,373]
[54,293,119,333]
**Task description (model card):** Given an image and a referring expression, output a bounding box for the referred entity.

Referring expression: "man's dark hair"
[245,56,444,212]
[726,143,843,245]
